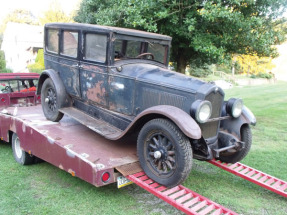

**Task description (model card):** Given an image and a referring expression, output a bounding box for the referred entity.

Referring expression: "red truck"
[0,73,41,107]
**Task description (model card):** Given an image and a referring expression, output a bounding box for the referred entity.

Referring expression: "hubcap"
[147,133,176,175]
[46,88,57,111]
[14,137,22,159]
[154,151,162,159]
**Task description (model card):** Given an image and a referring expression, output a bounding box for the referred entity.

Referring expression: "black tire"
[41,78,64,122]
[219,124,252,163]
[12,133,34,165]
[137,118,193,188]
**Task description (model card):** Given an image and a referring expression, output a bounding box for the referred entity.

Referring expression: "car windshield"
[113,36,169,65]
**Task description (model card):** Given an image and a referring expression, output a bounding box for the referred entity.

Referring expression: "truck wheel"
[219,124,252,163]
[137,118,192,188]
[12,133,34,165]
[41,78,63,122]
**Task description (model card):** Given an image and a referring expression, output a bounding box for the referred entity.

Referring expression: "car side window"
[0,81,8,93]
[9,80,19,92]
[62,31,78,57]
[126,41,141,58]
[84,34,107,63]
[47,29,59,53]
[19,79,37,92]
[19,80,28,92]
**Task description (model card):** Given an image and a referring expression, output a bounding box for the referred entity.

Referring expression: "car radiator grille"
[200,91,224,139]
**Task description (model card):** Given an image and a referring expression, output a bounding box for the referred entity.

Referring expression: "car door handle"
[72,64,83,68]
[111,82,125,90]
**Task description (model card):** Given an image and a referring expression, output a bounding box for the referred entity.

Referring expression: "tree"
[2,9,37,25]
[39,0,73,25]
[0,51,5,72]
[236,54,275,75]
[75,0,287,73]
[0,9,38,44]
[0,9,38,33]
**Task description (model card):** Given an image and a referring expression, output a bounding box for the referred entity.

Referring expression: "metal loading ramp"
[127,172,238,215]
[208,159,287,198]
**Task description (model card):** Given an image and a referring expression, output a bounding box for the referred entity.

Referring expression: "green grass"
[1,82,287,214]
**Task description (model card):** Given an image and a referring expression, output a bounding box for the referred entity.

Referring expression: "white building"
[1,22,43,73]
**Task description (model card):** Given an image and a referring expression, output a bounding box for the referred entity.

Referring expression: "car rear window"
[0,79,38,93]
[47,29,59,53]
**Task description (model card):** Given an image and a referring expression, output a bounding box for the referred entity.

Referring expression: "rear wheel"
[219,124,252,163]
[137,118,192,188]
[41,78,63,122]
[12,133,34,165]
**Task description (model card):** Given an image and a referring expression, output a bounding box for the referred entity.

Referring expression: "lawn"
[0,82,287,215]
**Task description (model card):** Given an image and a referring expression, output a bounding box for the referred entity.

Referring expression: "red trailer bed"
[0,105,139,187]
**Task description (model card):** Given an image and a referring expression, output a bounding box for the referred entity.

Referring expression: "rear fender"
[37,70,71,108]
[135,105,201,140]
[220,105,256,138]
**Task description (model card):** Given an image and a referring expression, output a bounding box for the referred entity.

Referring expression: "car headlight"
[226,98,243,118]
[191,100,212,123]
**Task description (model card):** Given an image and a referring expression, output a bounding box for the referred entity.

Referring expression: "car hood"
[119,63,217,94]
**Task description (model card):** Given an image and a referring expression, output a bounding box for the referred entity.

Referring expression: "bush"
[250,72,274,79]
[188,64,213,78]
[1,68,12,73]
[257,72,274,79]
[0,50,6,72]
[27,49,44,74]
[27,63,44,74]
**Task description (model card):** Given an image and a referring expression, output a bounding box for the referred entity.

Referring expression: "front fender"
[135,105,201,139]
[220,105,256,138]
[37,69,71,108]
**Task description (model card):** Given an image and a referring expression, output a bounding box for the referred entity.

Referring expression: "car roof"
[0,73,40,80]
[45,23,172,41]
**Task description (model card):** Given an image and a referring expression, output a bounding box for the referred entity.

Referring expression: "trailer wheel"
[12,133,34,165]
[137,118,192,188]
[41,78,63,122]
[219,124,252,163]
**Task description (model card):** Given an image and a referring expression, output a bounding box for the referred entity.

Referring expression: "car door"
[79,32,109,108]
[0,80,12,107]
[57,29,81,97]
[107,39,137,115]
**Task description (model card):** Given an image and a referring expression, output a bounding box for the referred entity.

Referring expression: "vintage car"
[37,23,256,187]
[0,73,40,108]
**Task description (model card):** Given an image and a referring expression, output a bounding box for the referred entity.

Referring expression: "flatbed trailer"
[1,105,286,214]
[0,105,140,187]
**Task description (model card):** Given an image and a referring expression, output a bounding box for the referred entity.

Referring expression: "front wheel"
[219,124,252,163]
[12,133,34,165]
[137,118,193,188]
[41,78,63,122]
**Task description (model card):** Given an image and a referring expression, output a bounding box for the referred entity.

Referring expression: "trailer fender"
[220,105,256,138]
[133,105,201,140]
[37,69,71,108]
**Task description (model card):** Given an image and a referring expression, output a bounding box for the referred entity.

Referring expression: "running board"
[208,159,287,198]
[60,107,122,138]
[127,172,238,215]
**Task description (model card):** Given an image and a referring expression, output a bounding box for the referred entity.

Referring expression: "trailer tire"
[137,118,192,188]
[12,133,34,165]
[219,124,252,163]
[41,78,64,122]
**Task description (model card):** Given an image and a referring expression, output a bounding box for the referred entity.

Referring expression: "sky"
[0,0,81,22]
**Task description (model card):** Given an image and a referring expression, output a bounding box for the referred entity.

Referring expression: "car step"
[127,172,238,215]
[208,159,287,198]
[59,107,122,138]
